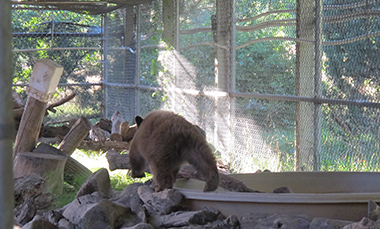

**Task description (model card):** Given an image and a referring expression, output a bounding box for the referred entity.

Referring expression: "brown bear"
[128,110,219,192]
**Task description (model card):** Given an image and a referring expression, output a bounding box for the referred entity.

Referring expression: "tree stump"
[14,152,67,194]
[33,142,93,183]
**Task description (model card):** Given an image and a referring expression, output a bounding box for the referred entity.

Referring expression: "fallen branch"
[46,92,76,113]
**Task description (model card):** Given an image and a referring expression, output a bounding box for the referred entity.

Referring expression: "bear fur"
[129,110,219,192]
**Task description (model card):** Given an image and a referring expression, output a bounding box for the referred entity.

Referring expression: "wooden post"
[0,0,15,227]
[14,59,63,156]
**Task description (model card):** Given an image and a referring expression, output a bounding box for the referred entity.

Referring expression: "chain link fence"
[12,5,104,124]
[12,0,380,173]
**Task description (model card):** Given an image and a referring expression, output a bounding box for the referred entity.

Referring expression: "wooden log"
[124,124,137,142]
[79,140,130,152]
[95,118,112,133]
[120,122,137,142]
[13,152,67,194]
[109,133,123,142]
[40,124,70,139]
[58,116,92,156]
[89,125,108,143]
[14,59,63,156]
[120,121,130,141]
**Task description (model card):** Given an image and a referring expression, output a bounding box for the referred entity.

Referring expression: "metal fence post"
[313,0,323,171]
[0,0,15,227]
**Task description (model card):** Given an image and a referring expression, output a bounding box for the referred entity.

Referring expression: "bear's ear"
[135,116,144,127]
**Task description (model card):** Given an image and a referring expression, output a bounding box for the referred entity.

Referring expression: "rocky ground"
[14,167,380,229]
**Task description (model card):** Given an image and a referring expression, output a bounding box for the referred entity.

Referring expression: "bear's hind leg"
[149,163,177,192]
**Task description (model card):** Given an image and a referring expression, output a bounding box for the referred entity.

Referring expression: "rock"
[343,217,379,229]
[240,213,311,229]
[160,207,222,228]
[219,215,240,229]
[369,201,380,221]
[14,173,45,205]
[57,218,75,229]
[137,186,184,215]
[273,186,293,193]
[62,193,105,220]
[76,168,112,198]
[121,222,155,229]
[34,193,56,211]
[67,199,139,228]
[177,214,239,229]
[113,183,145,213]
[310,217,353,229]
[15,198,36,226]
[42,209,64,226]
[21,219,57,229]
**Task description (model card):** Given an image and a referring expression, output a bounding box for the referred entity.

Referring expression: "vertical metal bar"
[0,0,15,227]
[101,13,106,117]
[295,0,316,171]
[215,0,236,163]
[103,12,109,118]
[314,0,323,171]
[51,15,55,49]
[135,5,141,117]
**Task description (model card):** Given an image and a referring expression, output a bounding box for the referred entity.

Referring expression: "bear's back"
[134,110,205,152]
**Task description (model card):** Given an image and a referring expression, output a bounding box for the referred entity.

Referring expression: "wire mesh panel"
[12,5,103,123]
[104,7,138,122]
[321,0,380,171]
[12,0,380,172]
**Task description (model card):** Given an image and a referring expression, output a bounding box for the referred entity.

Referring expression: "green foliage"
[110,172,153,191]
[320,1,380,171]
[12,8,103,122]
[56,175,88,207]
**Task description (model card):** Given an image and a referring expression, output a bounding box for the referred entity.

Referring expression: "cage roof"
[11,0,153,14]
